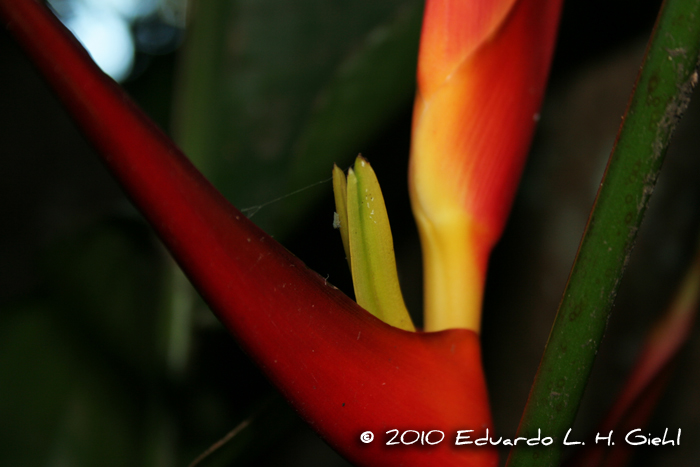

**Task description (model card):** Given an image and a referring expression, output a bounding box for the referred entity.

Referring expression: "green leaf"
[173,0,422,238]
[281,2,423,229]
[507,1,700,466]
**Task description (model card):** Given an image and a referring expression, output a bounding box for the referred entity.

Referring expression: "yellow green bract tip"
[333,156,415,332]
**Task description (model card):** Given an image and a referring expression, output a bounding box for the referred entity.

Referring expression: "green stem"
[506,1,700,466]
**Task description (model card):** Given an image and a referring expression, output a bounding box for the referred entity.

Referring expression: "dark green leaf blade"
[173,0,422,238]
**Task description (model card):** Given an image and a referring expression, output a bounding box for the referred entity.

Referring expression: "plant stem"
[507,1,700,466]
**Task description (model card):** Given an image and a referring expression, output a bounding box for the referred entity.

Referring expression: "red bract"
[0,0,497,465]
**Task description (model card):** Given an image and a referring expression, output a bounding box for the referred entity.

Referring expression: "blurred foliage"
[2,0,700,466]
[173,0,422,237]
[0,220,162,465]
[0,304,143,466]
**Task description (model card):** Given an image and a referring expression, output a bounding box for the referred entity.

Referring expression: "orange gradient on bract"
[417,0,517,97]
[411,0,563,332]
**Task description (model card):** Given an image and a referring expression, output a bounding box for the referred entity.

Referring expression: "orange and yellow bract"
[411,0,563,332]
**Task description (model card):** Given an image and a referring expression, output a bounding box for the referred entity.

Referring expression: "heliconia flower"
[0,1,498,466]
[410,0,563,332]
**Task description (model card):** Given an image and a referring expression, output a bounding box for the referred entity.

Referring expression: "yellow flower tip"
[332,156,415,332]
